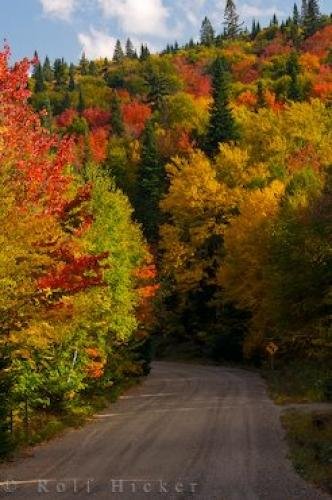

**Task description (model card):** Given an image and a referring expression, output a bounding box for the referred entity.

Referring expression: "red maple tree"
[0,46,107,304]
[122,101,152,137]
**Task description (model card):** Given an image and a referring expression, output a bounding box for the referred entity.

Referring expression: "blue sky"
[1,0,330,63]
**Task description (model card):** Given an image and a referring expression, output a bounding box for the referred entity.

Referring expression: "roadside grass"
[262,361,332,404]
[5,378,140,459]
[282,410,332,495]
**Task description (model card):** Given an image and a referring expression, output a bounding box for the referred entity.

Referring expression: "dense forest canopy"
[1,0,331,455]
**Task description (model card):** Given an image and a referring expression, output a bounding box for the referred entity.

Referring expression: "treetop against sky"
[1,0,330,62]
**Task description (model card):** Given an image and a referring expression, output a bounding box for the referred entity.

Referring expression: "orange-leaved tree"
[0,46,108,417]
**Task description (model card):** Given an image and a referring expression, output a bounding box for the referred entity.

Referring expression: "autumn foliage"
[83,107,111,129]
[89,127,109,163]
[122,101,152,136]
[303,25,332,58]
[174,56,211,97]
[0,46,151,441]
[1,8,332,454]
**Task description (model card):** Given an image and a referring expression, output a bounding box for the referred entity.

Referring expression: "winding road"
[0,362,329,499]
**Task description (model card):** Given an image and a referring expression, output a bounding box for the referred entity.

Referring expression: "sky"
[0,0,330,63]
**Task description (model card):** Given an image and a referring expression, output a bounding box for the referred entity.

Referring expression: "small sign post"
[266,342,279,370]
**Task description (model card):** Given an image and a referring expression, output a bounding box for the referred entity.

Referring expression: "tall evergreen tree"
[251,19,261,39]
[205,57,238,157]
[293,3,300,24]
[88,61,97,76]
[301,0,308,23]
[113,40,124,62]
[79,52,89,75]
[126,38,136,58]
[62,92,71,111]
[34,62,45,93]
[256,81,266,110]
[146,72,170,111]
[286,51,302,101]
[140,44,151,61]
[110,91,124,136]
[304,0,321,36]
[43,56,53,82]
[224,0,242,38]
[77,88,86,114]
[200,17,215,46]
[54,58,68,87]
[251,19,257,38]
[136,120,165,241]
[291,4,301,45]
[68,64,76,91]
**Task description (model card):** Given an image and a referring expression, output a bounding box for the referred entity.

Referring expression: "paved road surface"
[0,362,329,499]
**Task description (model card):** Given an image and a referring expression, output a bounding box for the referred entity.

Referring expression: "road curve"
[0,361,329,500]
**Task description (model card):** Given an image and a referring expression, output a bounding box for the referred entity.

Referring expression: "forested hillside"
[1,0,331,456]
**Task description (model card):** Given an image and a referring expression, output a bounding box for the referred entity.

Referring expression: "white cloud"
[78,27,117,59]
[40,0,77,20]
[97,0,171,37]
[208,1,224,26]
[240,3,285,18]
[179,0,208,27]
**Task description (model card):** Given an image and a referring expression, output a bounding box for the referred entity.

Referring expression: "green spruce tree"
[256,81,266,110]
[290,4,301,45]
[126,38,136,58]
[68,64,76,91]
[54,58,68,87]
[62,92,71,111]
[286,51,303,101]
[34,62,45,93]
[110,91,124,136]
[200,17,215,46]
[251,19,257,39]
[224,0,242,38]
[146,71,170,111]
[136,120,165,241]
[43,56,53,82]
[293,3,300,24]
[77,88,86,114]
[251,19,261,39]
[79,52,89,75]
[205,57,238,156]
[103,58,109,73]
[88,61,97,76]
[140,44,150,61]
[301,0,308,23]
[113,40,124,62]
[304,0,321,36]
